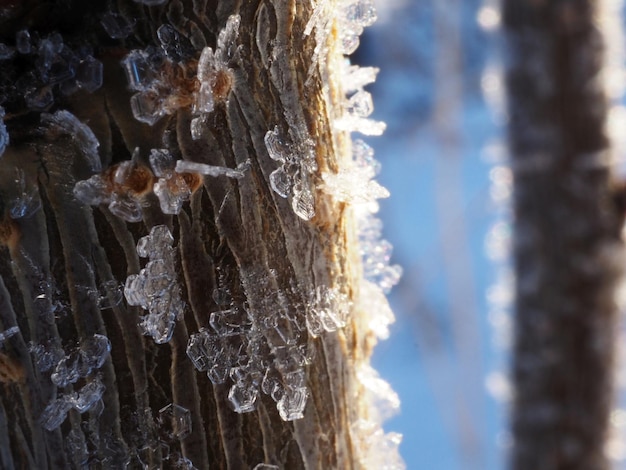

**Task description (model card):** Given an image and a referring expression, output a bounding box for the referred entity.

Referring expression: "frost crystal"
[306,0,403,464]
[72,377,106,413]
[158,403,192,440]
[12,33,105,103]
[149,149,197,215]
[264,127,318,220]
[50,334,111,387]
[42,110,101,172]
[15,30,31,54]
[306,286,351,337]
[0,326,19,347]
[277,386,308,421]
[101,12,134,39]
[175,160,249,179]
[74,154,155,223]
[9,168,41,219]
[41,336,111,429]
[228,383,258,413]
[191,15,240,136]
[0,106,8,158]
[40,398,73,431]
[123,225,184,343]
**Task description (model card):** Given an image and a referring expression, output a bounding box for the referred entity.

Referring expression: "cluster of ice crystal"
[305,286,350,337]
[121,15,239,128]
[1,31,103,110]
[73,157,153,223]
[40,376,106,431]
[321,139,389,204]
[264,126,318,220]
[29,341,65,372]
[121,48,170,125]
[186,269,342,421]
[38,334,110,430]
[9,168,41,219]
[49,334,111,387]
[357,210,402,294]
[0,326,19,347]
[150,149,195,215]
[0,106,8,158]
[306,0,403,466]
[190,15,240,139]
[42,110,101,172]
[124,225,185,343]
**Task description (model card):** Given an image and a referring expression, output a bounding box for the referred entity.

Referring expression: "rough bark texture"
[503,1,624,469]
[0,1,362,468]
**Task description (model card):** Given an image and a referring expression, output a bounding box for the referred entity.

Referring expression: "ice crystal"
[158,403,192,440]
[40,397,73,431]
[149,149,198,214]
[134,0,168,5]
[191,15,240,135]
[228,383,258,413]
[74,156,154,223]
[42,110,101,172]
[175,159,249,179]
[9,168,41,219]
[123,225,184,343]
[358,211,402,294]
[321,168,389,204]
[72,377,106,413]
[108,194,143,222]
[306,0,403,464]
[0,326,19,347]
[9,32,104,104]
[264,126,318,220]
[50,334,111,387]
[340,62,379,93]
[277,386,308,421]
[305,286,351,336]
[101,12,134,39]
[15,30,31,54]
[41,377,106,430]
[29,342,64,372]
[120,15,239,130]
[0,106,8,158]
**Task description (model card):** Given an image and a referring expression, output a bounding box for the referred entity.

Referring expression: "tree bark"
[503,1,624,469]
[0,1,370,468]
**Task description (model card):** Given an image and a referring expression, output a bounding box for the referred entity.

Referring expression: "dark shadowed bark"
[503,1,624,469]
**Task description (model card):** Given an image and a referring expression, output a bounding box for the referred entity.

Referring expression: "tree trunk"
[0,1,386,468]
[503,1,624,469]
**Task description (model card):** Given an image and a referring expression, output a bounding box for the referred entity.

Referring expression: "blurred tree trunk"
[503,1,624,469]
[0,1,362,468]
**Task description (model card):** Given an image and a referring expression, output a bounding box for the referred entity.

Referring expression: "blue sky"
[362,2,508,468]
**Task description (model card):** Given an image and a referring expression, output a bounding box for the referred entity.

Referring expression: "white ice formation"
[124,225,185,344]
[39,334,111,430]
[305,0,404,467]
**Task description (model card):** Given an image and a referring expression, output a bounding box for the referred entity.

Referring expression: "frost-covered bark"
[503,1,624,469]
[0,1,400,469]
